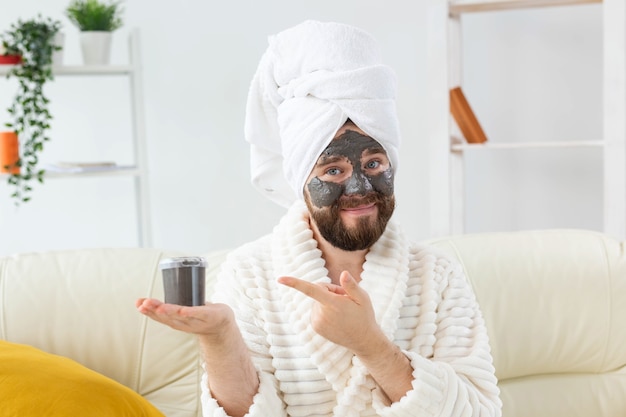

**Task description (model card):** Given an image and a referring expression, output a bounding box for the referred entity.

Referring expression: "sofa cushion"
[0,247,228,417]
[0,340,165,416]
[427,229,626,417]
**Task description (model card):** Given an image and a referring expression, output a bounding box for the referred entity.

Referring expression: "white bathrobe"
[201,202,502,417]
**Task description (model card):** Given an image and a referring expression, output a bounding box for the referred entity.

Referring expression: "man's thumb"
[339,271,360,295]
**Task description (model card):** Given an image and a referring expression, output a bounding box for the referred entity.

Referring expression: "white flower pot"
[52,32,65,66]
[80,31,112,65]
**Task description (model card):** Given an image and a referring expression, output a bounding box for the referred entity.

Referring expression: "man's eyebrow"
[315,154,345,167]
[362,146,387,156]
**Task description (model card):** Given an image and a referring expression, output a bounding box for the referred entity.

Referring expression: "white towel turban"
[244,20,401,207]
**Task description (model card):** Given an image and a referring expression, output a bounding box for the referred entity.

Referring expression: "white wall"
[0,1,604,256]
[460,5,603,234]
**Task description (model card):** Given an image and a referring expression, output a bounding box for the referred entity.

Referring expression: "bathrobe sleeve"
[200,366,284,417]
[200,242,288,417]
[372,253,502,417]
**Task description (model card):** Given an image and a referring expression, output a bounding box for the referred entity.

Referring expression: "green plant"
[1,36,19,57]
[66,0,123,32]
[1,16,62,204]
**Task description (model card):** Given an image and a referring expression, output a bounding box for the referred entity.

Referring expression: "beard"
[305,192,396,251]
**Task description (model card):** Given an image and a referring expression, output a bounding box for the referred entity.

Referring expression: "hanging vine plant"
[1,16,62,204]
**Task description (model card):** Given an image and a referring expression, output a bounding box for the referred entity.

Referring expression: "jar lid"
[159,256,208,269]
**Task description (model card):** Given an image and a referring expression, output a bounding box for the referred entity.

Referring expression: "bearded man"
[136,20,502,417]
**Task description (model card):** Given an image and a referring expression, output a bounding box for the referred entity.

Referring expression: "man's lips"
[341,202,377,214]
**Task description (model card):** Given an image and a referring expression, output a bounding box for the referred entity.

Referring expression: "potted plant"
[65,0,123,65]
[0,16,62,204]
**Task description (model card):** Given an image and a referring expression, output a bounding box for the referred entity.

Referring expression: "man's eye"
[365,160,380,169]
[326,168,341,176]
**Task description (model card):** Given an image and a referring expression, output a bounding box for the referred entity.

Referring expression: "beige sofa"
[1,229,625,416]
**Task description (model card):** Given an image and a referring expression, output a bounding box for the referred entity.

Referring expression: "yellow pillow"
[0,340,165,416]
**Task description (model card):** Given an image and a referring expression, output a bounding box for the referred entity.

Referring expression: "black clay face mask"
[304,130,395,251]
[306,130,394,208]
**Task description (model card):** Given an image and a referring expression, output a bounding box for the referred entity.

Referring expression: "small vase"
[52,32,66,66]
[80,31,113,65]
[0,131,20,174]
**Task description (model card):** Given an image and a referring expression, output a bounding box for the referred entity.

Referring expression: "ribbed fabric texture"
[201,201,502,417]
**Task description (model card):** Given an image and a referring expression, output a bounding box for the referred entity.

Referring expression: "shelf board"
[449,0,601,14]
[0,166,140,180]
[0,64,134,77]
[451,140,605,151]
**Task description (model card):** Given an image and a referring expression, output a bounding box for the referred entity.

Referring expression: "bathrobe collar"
[273,201,410,404]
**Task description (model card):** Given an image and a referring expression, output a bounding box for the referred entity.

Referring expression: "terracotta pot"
[0,131,20,174]
[0,55,23,65]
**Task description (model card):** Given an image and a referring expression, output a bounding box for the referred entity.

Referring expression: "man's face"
[304,124,395,251]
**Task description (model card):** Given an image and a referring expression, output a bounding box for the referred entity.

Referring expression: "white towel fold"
[245,20,401,207]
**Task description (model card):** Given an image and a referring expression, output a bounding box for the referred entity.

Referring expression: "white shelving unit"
[0,29,152,247]
[427,0,626,238]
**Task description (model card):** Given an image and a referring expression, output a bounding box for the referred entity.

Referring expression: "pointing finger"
[278,276,333,303]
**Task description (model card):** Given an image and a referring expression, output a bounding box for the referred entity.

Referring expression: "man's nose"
[344,171,373,196]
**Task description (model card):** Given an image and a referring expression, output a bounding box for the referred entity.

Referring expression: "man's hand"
[278,271,414,404]
[135,298,234,338]
[277,271,385,356]
[136,298,258,417]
